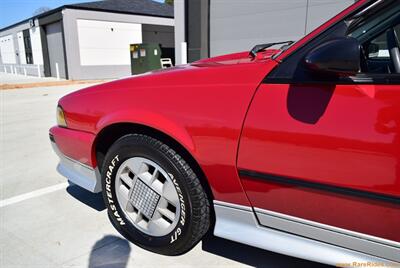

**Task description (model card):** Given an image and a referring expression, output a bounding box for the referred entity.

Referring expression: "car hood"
[59,49,279,133]
[60,49,278,110]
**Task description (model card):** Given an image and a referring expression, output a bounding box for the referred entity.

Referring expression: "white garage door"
[0,34,16,64]
[77,19,142,66]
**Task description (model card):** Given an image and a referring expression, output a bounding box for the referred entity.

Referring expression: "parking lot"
[0,76,330,267]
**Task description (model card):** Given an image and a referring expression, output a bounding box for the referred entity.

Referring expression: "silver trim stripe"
[213,200,253,211]
[255,208,400,262]
[254,207,400,249]
[213,200,400,266]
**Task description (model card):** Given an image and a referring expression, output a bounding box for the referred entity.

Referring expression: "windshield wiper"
[249,41,294,58]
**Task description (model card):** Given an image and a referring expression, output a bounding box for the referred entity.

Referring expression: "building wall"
[0,18,44,76]
[142,24,174,48]
[186,0,209,62]
[209,0,354,57]
[1,11,174,80]
[306,0,355,33]
[63,8,174,80]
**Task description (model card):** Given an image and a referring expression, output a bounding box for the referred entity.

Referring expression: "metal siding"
[306,0,355,34]
[209,0,354,57]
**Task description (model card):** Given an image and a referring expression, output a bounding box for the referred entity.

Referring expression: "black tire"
[101,134,210,255]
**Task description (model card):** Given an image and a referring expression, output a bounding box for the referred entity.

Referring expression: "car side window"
[368,25,400,59]
[367,31,390,60]
[347,3,400,75]
[355,24,399,74]
[397,24,400,38]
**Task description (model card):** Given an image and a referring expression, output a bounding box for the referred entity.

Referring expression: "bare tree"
[33,6,51,16]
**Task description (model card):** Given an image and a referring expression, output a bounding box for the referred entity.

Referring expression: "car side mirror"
[304,37,361,76]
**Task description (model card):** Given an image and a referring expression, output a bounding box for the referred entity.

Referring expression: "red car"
[50,0,400,265]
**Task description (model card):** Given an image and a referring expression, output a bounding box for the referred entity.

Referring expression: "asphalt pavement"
[0,73,330,267]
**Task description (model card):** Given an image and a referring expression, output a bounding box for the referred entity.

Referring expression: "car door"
[237,3,400,262]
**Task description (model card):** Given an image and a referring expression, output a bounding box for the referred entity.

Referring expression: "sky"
[0,0,164,29]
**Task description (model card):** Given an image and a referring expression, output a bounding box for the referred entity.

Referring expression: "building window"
[23,29,33,64]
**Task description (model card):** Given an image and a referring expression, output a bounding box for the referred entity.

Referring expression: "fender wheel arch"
[94,123,216,229]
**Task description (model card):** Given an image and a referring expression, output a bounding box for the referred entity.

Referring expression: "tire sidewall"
[101,136,193,254]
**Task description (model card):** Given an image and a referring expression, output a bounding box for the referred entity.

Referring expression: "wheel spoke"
[149,169,159,185]
[150,173,164,195]
[117,185,131,211]
[157,207,175,222]
[162,180,179,206]
[137,168,152,185]
[134,211,144,224]
[147,218,169,232]
[125,158,144,175]
[120,173,134,188]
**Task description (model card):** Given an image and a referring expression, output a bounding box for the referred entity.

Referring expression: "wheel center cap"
[129,178,160,219]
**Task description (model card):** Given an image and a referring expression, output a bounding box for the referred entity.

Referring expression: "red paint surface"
[50,126,96,167]
[239,84,400,197]
[238,83,400,242]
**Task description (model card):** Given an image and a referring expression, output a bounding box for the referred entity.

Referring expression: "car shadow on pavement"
[202,233,331,268]
[66,184,106,211]
[66,184,330,267]
[88,235,131,268]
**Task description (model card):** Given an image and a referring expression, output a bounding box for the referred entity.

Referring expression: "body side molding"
[239,169,400,204]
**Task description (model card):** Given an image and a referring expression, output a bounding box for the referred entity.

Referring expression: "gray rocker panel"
[213,200,399,266]
[255,207,400,263]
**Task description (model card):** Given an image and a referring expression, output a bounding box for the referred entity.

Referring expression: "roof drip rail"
[352,0,385,19]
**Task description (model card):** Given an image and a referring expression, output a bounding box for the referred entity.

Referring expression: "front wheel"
[101,134,210,255]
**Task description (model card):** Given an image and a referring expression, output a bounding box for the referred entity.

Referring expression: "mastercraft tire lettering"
[101,134,210,255]
[105,155,126,226]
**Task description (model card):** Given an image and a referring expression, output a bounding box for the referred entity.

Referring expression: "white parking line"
[0,182,69,208]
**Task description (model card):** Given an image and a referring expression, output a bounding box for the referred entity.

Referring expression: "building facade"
[0,0,174,80]
[174,0,356,64]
